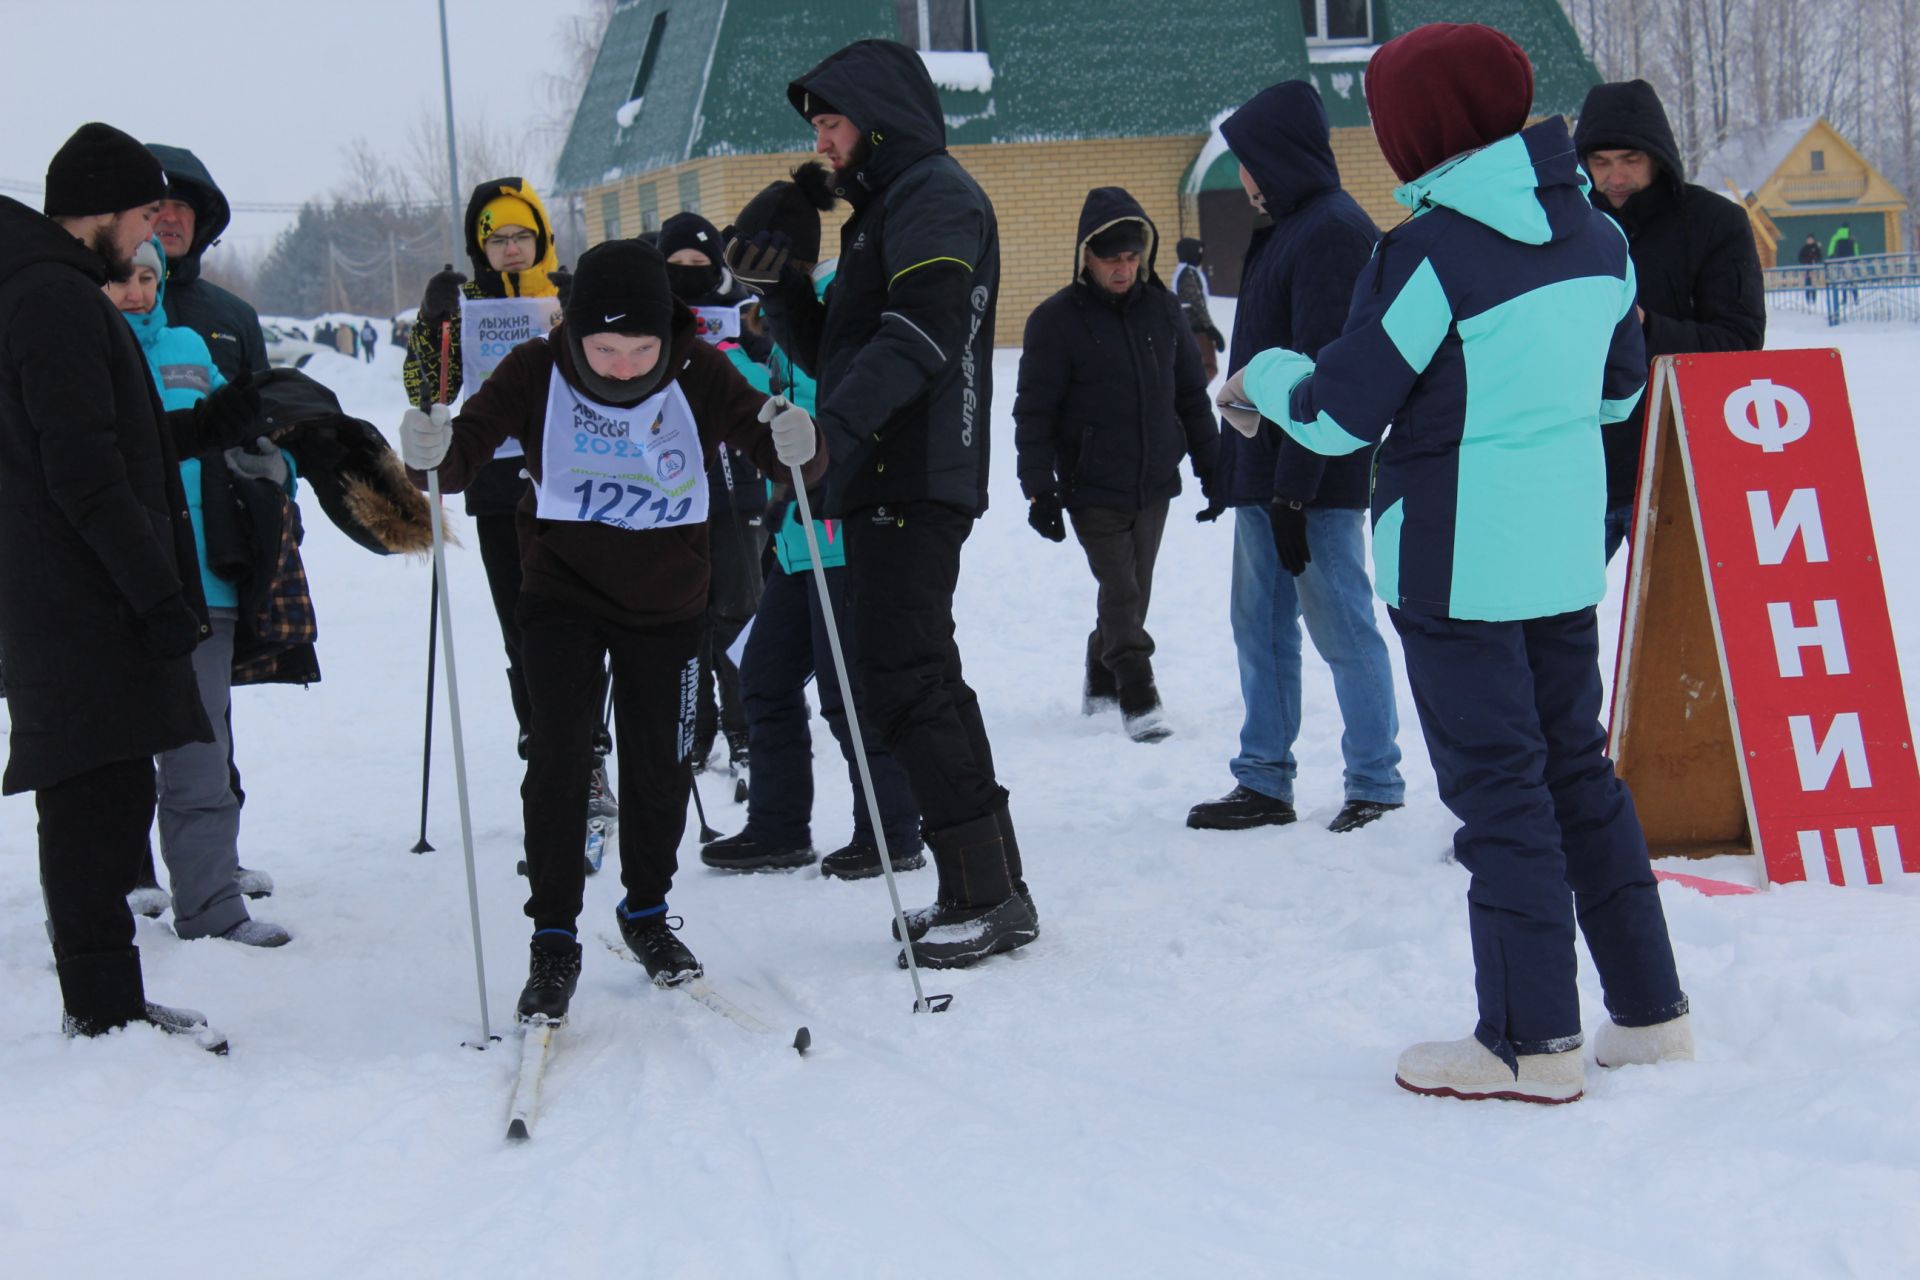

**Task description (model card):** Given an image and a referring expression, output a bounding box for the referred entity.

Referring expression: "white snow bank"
[918,50,993,94]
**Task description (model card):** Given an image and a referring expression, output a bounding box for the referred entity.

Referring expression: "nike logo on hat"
[604,313,625,323]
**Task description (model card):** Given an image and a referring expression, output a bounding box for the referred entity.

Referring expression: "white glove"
[1216,367,1262,439]
[758,396,817,467]
[400,402,453,470]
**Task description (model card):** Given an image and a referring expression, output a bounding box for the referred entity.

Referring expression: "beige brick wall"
[581,128,1409,345]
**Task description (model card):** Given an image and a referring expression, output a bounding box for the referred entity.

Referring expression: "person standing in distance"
[736,39,1037,969]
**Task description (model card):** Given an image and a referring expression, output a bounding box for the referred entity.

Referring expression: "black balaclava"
[562,239,676,406]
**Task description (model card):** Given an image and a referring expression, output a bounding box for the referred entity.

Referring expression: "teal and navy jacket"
[738,270,842,575]
[1243,119,1647,623]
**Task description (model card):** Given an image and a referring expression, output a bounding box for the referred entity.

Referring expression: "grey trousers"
[155,612,249,939]
[1069,500,1170,690]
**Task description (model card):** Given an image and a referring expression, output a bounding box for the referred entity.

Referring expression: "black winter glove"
[1027,491,1067,543]
[1194,469,1225,523]
[724,230,791,296]
[1269,499,1310,576]
[419,267,468,327]
[191,372,261,450]
[138,593,203,659]
[1207,325,1227,353]
[548,266,574,307]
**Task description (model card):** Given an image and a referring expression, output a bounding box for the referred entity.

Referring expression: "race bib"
[534,374,709,531]
[691,304,743,344]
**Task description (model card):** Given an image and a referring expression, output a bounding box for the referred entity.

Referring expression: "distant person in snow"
[0,123,234,1050]
[741,38,1037,969]
[145,143,269,382]
[1013,186,1218,744]
[1574,79,1764,562]
[361,320,377,362]
[398,239,825,1023]
[1225,24,1692,1104]
[1171,236,1225,382]
[402,178,620,848]
[659,209,769,796]
[1186,81,1404,838]
[106,237,295,951]
[1797,233,1823,303]
[700,164,926,879]
[1826,222,1860,303]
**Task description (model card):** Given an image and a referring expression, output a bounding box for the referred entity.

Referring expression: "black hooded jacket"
[761,39,997,518]
[0,195,213,794]
[1574,81,1765,509]
[1215,81,1378,509]
[147,145,269,383]
[1012,188,1217,511]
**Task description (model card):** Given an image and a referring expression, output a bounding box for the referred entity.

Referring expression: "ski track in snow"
[2,314,1917,1277]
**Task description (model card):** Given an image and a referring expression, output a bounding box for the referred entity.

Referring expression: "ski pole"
[688,769,722,844]
[784,441,948,1014]
[410,563,439,853]
[425,317,493,1046]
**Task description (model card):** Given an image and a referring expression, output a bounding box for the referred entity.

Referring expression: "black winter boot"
[895,809,1037,969]
[1082,633,1119,715]
[700,830,816,871]
[615,900,702,986]
[516,932,583,1024]
[55,947,146,1037]
[820,837,925,881]
[1186,784,1297,830]
[1118,679,1171,743]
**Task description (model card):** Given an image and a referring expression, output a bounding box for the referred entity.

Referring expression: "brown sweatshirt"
[417,306,826,629]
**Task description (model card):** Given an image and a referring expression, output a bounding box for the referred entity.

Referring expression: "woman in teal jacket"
[1229,24,1689,1105]
[108,239,290,947]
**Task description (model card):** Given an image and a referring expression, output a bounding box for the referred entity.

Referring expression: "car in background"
[263,322,328,369]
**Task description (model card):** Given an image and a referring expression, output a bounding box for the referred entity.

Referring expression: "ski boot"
[516,932,583,1025]
[614,899,702,987]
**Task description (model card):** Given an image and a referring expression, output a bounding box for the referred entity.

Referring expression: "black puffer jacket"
[0,195,212,794]
[1012,188,1217,511]
[147,145,269,383]
[762,39,997,518]
[1574,81,1765,509]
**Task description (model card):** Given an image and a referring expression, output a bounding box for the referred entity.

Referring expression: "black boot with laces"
[614,899,703,987]
[516,932,583,1024]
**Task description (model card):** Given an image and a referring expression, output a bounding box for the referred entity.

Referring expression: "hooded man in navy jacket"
[1186,81,1404,836]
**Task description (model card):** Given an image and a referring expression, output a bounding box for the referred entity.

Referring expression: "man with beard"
[736,39,1037,969]
[0,123,235,1050]
[1572,81,1763,562]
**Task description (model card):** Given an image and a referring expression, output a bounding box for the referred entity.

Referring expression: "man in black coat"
[1013,187,1217,743]
[146,144,269,383]
[740,39,1035,969]
[0,123,222,1047]
[1186,80,1405,837]
[1574,80,1765,561]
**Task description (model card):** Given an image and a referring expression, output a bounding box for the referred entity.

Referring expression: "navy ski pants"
[1391,606,1687,1067]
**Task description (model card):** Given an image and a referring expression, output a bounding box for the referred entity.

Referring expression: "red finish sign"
[1667,349,1920,885]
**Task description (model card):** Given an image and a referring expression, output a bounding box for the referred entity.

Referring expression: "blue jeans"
[1229,506,1404,805]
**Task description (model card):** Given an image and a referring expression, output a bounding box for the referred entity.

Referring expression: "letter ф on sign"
[1611,349,1920,887]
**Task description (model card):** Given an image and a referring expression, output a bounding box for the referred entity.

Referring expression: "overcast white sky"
[0,0,595,258]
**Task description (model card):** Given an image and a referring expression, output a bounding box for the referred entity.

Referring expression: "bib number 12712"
[573,478,693,525]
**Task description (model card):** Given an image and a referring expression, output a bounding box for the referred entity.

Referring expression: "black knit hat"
[1087,220,1148,258]
[725,163,837,266]
[658,211,723,261]
[44,122,168,217]
[563,238,674,338]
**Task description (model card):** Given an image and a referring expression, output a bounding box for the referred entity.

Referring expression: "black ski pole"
[688,767,722,844]
[411,561,440,853]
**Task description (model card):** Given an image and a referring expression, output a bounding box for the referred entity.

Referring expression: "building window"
[637,182,660,234]
[1810,150,1826,172]
[677,170,701,216]
[601,191,622,242]
[895,0,979,51]
[1300,0,1370,43]
[631,11,668,103]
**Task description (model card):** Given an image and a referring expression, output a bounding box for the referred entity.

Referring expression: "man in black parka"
[1013,187,1217,743]
[0,124,221,1046]
[146,144,269,383]
[740,39,1035,969]
[1573,80,1765,562]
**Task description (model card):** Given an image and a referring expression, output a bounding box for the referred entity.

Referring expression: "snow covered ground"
[2,312,1916,1278]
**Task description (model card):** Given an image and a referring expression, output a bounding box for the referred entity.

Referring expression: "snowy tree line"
[1558,0,1920,219]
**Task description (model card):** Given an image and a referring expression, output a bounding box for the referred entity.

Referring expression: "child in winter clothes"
[106,238,292,947]
[398,238,826,1024]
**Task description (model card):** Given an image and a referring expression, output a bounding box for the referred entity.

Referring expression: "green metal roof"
[555,0,1599,191]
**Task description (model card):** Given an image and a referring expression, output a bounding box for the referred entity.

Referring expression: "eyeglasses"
[485,231,537,249]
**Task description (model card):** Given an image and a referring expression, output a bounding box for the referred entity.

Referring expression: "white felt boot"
[1395,1035,1585,1104]
[1594,1013,1694,1068]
